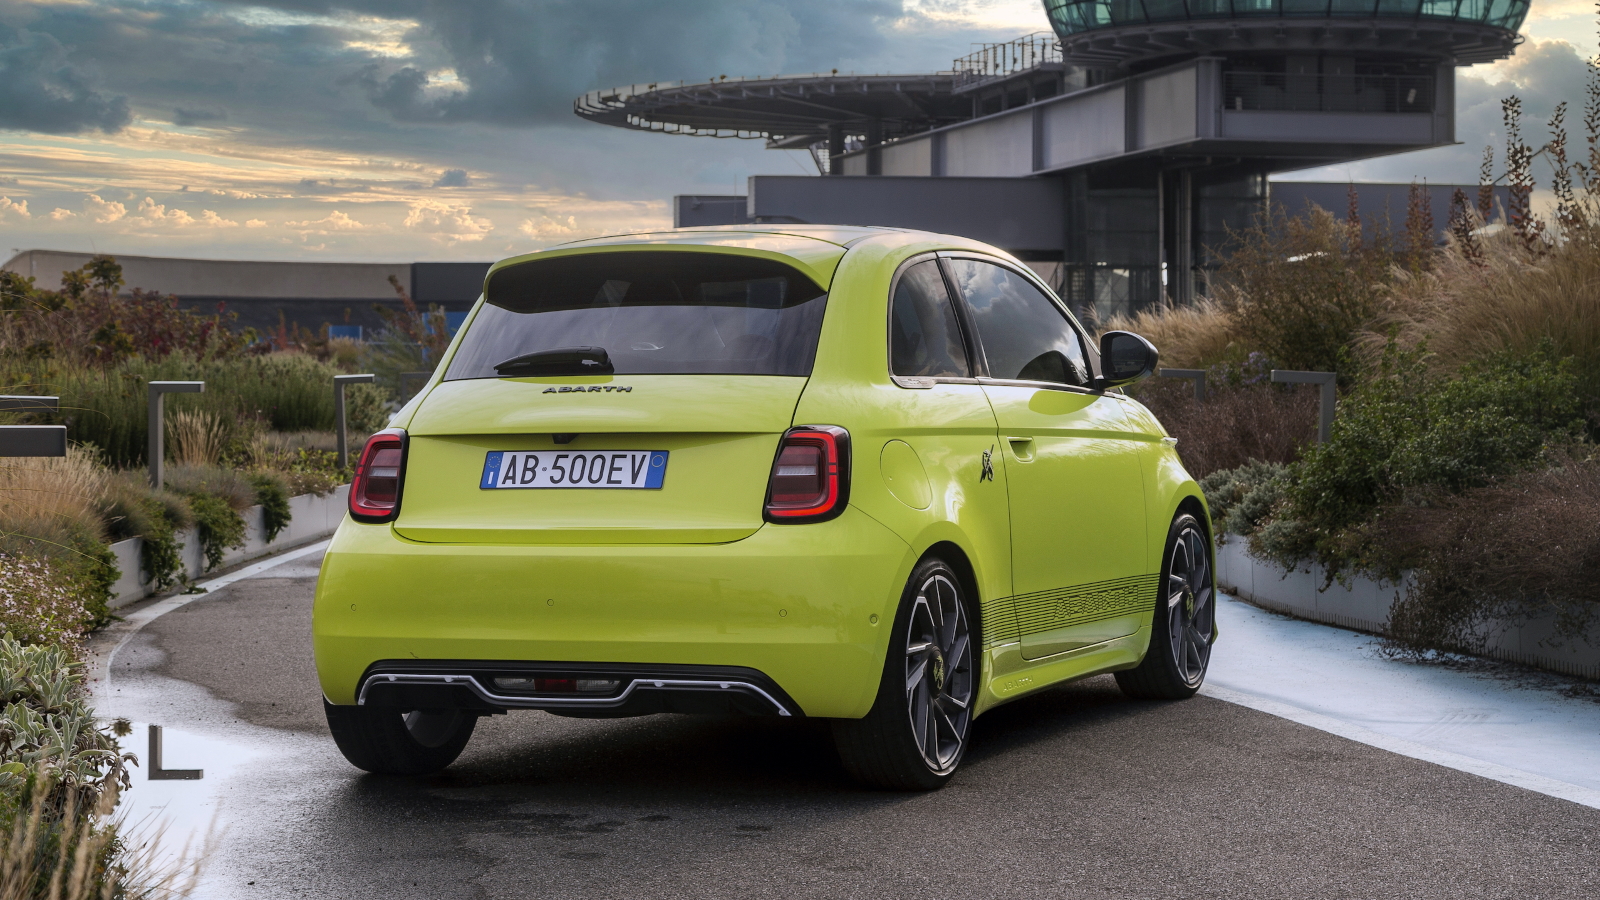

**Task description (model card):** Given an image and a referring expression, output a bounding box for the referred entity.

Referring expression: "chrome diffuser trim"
[357,672,793,716]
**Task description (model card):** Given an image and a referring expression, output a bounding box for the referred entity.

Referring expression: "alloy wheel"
[903,573,974,773]
[1165,522,1215,685]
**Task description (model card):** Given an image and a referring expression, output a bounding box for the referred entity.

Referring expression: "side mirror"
[1095,331,1160,390]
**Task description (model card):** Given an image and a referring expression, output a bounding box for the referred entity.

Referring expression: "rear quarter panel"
[1115,395,1211,575]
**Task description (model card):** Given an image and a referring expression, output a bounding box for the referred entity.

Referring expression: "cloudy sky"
[0,0,1592,264]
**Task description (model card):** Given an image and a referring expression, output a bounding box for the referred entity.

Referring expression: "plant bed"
[1216,538,1600,681]
[108,485,349,606]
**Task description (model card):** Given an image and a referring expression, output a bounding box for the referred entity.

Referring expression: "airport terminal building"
[576,0,1528,320]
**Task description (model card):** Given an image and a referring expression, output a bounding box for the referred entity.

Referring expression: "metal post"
[148,381,204,490]
[147,725,203,780]
[0,395,59,413]
[1157,368,1206,402]
[334,373,376,469]
[0,426,66,457]
[0,395,65,458]
[1270,370,1337,443]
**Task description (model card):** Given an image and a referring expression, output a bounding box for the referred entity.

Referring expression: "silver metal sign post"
[148,381,204,489]
[334,373,376,468]
[1270,370,1337,443]
[1156,368,1207,402]
[0,395,64,458]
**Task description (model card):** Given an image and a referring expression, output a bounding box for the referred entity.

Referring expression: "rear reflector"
[764,425,850,523]
[349,429,408,523]
[492,676,622,694]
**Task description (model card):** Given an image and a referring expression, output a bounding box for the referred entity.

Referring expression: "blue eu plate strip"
[481,451,505,489]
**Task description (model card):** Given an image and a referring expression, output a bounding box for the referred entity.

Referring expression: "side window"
[891,259,971,379]
[945,259,1089,386]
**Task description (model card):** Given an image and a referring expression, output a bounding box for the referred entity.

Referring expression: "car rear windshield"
[443,251,829,380]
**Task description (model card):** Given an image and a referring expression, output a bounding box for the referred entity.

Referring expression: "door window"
[890,260,971,378]
[945,259,1089,386]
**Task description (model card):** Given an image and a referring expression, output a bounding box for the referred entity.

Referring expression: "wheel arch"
[920,539,983,648]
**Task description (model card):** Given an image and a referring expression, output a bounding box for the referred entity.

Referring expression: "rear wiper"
[494,346,614,377]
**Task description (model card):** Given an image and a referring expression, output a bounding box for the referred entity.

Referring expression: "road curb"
[1201,682,1600,811]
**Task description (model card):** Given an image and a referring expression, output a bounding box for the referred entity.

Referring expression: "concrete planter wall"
[108,485,348,608]
[1215,537,1600,680]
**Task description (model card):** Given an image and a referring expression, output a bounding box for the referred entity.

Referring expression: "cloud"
[404,199,493,242]
[0,24,131,134]
[199,209,238,227]
[518,213,581,241]
[433,168,470,188]
[353,0,905,124]
[0,196,28,220]
[244,218,267,228]
[173,107,227,127]
[285,210,375,232]
[81,193,126,223]
[134,196,195,226]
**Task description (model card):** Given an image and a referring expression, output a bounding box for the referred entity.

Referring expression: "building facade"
[576,0,1527,320]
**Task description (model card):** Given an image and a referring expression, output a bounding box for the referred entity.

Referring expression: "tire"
[323,700,477,775]
[1116,512,1216,700]
[833,557,976,791]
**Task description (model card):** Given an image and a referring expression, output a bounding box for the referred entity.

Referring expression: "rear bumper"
[357,660,798,718]
[313,506,914,718]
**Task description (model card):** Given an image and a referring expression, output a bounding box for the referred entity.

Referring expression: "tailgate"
[393,376,804,544]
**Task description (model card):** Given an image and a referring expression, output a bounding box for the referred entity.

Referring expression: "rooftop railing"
[952,32,1063,90]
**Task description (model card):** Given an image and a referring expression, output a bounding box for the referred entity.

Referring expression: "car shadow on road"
[332,673,1167,811]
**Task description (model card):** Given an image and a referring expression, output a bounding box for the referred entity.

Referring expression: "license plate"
[480,450,668,490]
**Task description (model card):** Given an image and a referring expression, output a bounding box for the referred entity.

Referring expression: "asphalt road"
[102,552,1600,899]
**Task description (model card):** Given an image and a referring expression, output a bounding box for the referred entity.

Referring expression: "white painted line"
[1201,683,1600,811]
[90,539,332,705]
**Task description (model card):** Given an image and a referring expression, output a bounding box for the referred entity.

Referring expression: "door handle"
[1006,436,1035,462]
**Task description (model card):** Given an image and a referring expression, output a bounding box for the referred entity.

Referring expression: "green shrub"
[0,634,128,795]
[344,381,391,434]
[103,479,192,592]
[0,633,141,899]
[185,494,245,572]
[250,472,293,542]
[157,465,255,574]
[1258,342,1586,575]
[1198,461,1290,537]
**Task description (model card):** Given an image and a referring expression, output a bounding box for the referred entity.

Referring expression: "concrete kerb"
[1200,683,1600,810]
[1216,537,1600,681]
[109,486,349,608]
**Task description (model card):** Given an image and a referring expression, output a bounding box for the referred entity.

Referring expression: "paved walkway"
[1206,594,1600,806]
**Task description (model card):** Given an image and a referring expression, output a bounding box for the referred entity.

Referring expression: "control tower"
[576,1,1528,318]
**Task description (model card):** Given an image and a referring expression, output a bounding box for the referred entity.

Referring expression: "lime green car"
[314,225,1215,790]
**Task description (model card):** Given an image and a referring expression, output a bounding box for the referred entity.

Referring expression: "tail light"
[349,428,408,523]
[764,425,850,524]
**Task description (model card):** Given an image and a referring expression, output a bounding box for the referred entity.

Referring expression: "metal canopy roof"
[573,73,966,148]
